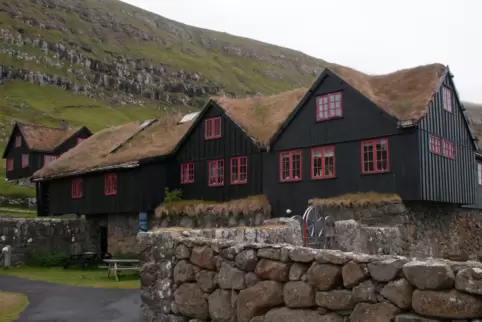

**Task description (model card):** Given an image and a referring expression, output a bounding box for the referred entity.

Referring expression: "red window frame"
[429,136,442,155]
[76,137,86,145]
[361,138,390,174]
[208,159,224,186]
[230,156,248,184]
[442,86,452,113]
[15,135,21,147]
[104,173,118,195]
[6,159,13,171]
[71,178,83,199]
[204,117,222,140]
[43,154,58,167]
[316,92,343,121]
[279,150,302,182]
[21,153,29,168]
[443,140,456,159]
[311,146,336,179]
[478,163,482,186]
[181,162,195,184]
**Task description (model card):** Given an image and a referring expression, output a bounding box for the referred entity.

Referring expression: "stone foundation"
[0,217,98,265]
[322,202,482,260]
[138,225,482,321]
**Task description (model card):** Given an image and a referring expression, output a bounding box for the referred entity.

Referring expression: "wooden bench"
[101,259,140,281]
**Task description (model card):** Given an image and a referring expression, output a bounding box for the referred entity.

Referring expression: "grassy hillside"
[0,0,331,199]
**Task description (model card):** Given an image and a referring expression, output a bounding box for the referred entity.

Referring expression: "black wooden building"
[266,64,479,216]
[31,117,192,216]
[2,121,91,181]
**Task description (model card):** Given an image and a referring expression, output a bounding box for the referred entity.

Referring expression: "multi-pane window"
[15,135,21,147]
[6,159,13,171]
[429,136,442,155]
[280,150,302,182]
[205,117,222,139]
[478,163,482,186]
[104,173,118,195]
[208,159,224,186]
[44,154,58,166]
[316,92,342,121]
[21,154,29,168]
[71,178,83,199]
[443,86,452,112]
[230,156,248,184]
[361,138,389,174]
[77,137,86,145]
[311,146,336,179]
[443,140,456,159]
[181,163,195,184]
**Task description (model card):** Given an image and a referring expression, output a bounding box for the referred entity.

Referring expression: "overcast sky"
[123,0,482,103]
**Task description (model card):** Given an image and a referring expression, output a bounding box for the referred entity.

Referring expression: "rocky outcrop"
[138,226,482,321]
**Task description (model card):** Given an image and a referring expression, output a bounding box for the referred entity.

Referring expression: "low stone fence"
[138,225,482,321]
[0,217,98,265]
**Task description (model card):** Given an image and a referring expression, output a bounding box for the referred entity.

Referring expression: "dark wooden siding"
[464,155,482,209]
[174,103,262,201]
[46,160,168,215]
[4,127,91,180]
[268,71,420,217]
[418,75,476,204]
[4,126,32,180]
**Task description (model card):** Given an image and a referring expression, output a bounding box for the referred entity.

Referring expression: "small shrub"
[164,187,182,204]
[25,249,69,267]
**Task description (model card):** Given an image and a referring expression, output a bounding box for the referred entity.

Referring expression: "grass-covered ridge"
[312,192,402,208]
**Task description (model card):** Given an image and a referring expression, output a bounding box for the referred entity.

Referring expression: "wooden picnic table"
[100,259,140,281]
[64,252,103,270]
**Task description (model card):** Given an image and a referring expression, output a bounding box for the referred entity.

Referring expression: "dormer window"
[443,87,452,112]
[205,117,221,140]
[15,135,21,147]
[316,92,342,121]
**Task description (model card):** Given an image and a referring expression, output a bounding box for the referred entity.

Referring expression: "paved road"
[0,275,140,322]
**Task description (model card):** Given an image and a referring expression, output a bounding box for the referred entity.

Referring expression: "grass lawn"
[0,291,28,322]
[0,267,140,289]
[0,208,37,218]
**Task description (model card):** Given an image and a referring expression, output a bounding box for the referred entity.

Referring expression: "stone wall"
[151,211,270,230]
[323,202,482,260]
[0,217,98,265]
[107,213,139,255]
[139,230,482,321]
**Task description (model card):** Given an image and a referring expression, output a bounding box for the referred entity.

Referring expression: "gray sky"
[123,0,482,103]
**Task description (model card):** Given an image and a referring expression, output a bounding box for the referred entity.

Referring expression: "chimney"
[59,119,68,129]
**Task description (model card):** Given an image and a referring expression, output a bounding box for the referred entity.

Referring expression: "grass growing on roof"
[156,195,271,217]
[312,192,401,208]
[0,291,29,322]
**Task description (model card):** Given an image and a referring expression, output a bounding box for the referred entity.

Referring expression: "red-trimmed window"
[104,173,118,195]
[443,140,455,159]
[205,117,222,139]
[21,154,29,168]
[311,146,335,179]
[71,178,83,199]
[181,163,195,184]
[208,159,224,186]
[6,159,13,171]
[230,156,248,184]
[76,137,86,145]
[478,163,482,186]
[361,138,390,174]
[429,136,442,155]
[316,92,342,121]
[280,150,302,182]
[43,154,58,167]
[15,135,21,147]
[443,86,452,112]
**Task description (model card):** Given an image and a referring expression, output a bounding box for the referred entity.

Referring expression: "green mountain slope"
[0,0,329,199]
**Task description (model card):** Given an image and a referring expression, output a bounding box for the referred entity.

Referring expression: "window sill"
[230,181,248,185]
[280,179,302,183]
[361,171,390,175]
[316,116,344,123]
[105,193,117,196]
[205,136,222,140]
[311,176,337,180]
[208,184,224,187]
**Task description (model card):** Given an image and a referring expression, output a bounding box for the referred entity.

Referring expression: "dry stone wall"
[138,225,482,321]
[0,217,98,265]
